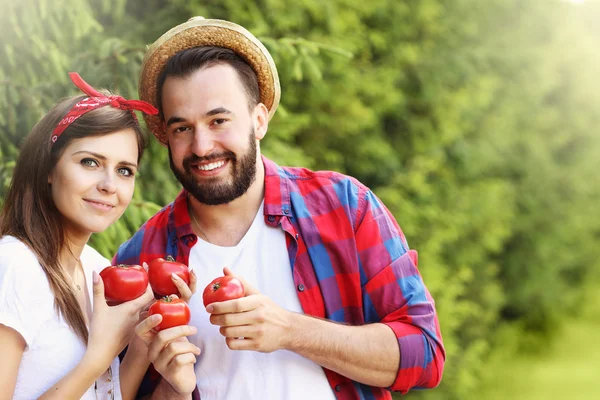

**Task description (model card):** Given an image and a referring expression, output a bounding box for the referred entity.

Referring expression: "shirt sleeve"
[356,190,445,393]
[0,243,51,348]
[112,219,156,267]
[112,231,143,266]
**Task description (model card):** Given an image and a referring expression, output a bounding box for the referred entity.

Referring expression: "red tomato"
[99,264,148,305]
[202,276,245,307]
[148,295,191,331]
[147,256,190,297]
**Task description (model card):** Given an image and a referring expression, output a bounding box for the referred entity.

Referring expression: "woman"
[0,73,164,400]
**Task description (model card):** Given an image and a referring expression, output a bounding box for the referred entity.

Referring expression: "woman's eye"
[81,158,98,168]
[117,167,134,177]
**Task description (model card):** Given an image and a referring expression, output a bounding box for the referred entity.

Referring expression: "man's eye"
[212,118,227,125]
[173,126,190,133]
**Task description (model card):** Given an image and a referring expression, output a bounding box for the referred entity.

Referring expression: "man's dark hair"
[156,46,260,117]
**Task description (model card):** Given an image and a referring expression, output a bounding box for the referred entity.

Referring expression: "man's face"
[161,64,267,205]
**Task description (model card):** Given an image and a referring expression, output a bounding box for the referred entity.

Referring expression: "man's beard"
[169,130,258,206]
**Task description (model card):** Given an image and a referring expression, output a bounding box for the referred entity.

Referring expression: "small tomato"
[99,264,148,305]
[148,295,192,331]
[148,256,190,297]
[202,276,245,307]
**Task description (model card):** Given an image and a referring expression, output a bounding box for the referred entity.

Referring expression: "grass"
[476,287,600,400]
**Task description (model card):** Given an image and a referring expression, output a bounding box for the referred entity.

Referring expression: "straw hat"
[139,16,281,144]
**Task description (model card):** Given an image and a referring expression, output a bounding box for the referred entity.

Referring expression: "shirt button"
[295,233,299,239]
[297,284,305,292]
[106,378,111,382]
[267,215,275,222]
[335,384,342,392]
[284,210,290,214]
[108,389,112,394]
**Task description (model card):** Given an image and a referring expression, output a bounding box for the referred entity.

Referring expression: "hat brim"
[139,17,281,145]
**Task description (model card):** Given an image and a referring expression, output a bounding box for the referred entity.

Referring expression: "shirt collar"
[168,189,194,241]
[262,155,291,217]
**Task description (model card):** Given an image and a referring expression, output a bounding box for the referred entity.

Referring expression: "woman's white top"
[0,235,121,400]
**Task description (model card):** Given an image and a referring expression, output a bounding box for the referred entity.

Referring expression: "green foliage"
[2,1,600,398]
[472,286,600,400]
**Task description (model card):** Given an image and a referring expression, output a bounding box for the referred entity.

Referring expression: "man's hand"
[207,269,402,389]
[135,315,199,395]
[207,267,294,352]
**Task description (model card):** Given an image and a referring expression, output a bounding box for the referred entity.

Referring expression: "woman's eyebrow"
[72,150,138,168]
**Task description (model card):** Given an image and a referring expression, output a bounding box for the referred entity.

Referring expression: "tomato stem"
[166,255,175,262]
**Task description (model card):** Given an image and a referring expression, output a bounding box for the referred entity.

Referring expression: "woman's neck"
[60,235,88,275]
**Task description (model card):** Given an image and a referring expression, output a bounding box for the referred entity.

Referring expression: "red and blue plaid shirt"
[114,156,445,399]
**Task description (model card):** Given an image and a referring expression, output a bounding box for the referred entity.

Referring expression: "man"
[115,17,445,400]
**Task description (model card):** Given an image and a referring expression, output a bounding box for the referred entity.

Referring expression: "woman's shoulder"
[0,235,42,268]
[0,235,35,251]
[0,236,48,289]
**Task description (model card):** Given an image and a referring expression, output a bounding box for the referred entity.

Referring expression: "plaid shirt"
[114,156,445,399]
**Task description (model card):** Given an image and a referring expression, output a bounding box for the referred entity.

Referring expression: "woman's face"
[48,129,139,240]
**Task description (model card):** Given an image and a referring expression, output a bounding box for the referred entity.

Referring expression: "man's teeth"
[196,160,226,171]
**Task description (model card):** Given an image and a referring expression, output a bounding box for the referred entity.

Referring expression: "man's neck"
[188,159,265,247]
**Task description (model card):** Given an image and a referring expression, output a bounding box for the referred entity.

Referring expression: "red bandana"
[51,72,158,144]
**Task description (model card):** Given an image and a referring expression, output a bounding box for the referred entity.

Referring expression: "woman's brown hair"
[0,92,148,343]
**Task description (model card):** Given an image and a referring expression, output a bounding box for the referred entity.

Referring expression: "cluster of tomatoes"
[99,257,244,331]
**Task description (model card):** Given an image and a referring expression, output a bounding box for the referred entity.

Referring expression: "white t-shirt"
[0,235,121,400]
[187,202,336,400]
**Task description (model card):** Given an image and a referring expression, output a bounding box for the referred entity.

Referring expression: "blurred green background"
[1,0,599,398]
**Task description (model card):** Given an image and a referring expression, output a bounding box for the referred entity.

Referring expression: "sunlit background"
[1,1,599,399]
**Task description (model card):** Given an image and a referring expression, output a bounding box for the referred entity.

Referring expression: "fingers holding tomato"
[202,276,245,307]
[134,313,162,345]
[99,264,149,305]
[144,324,200,395]
[207,293,293,353]
[148,295,192,331]
[200,272,294,353]
[222,267,259,295]
[148,256,191,297]
[172,268,197,303]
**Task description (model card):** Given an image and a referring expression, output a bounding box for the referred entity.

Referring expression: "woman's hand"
[171,267,197,303]
[84,271,154,373]
[141,262,197,303]
[122,263,197,365]
[134,315,200,395]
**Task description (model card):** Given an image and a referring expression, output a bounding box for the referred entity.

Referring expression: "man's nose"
[191,129,215,157]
